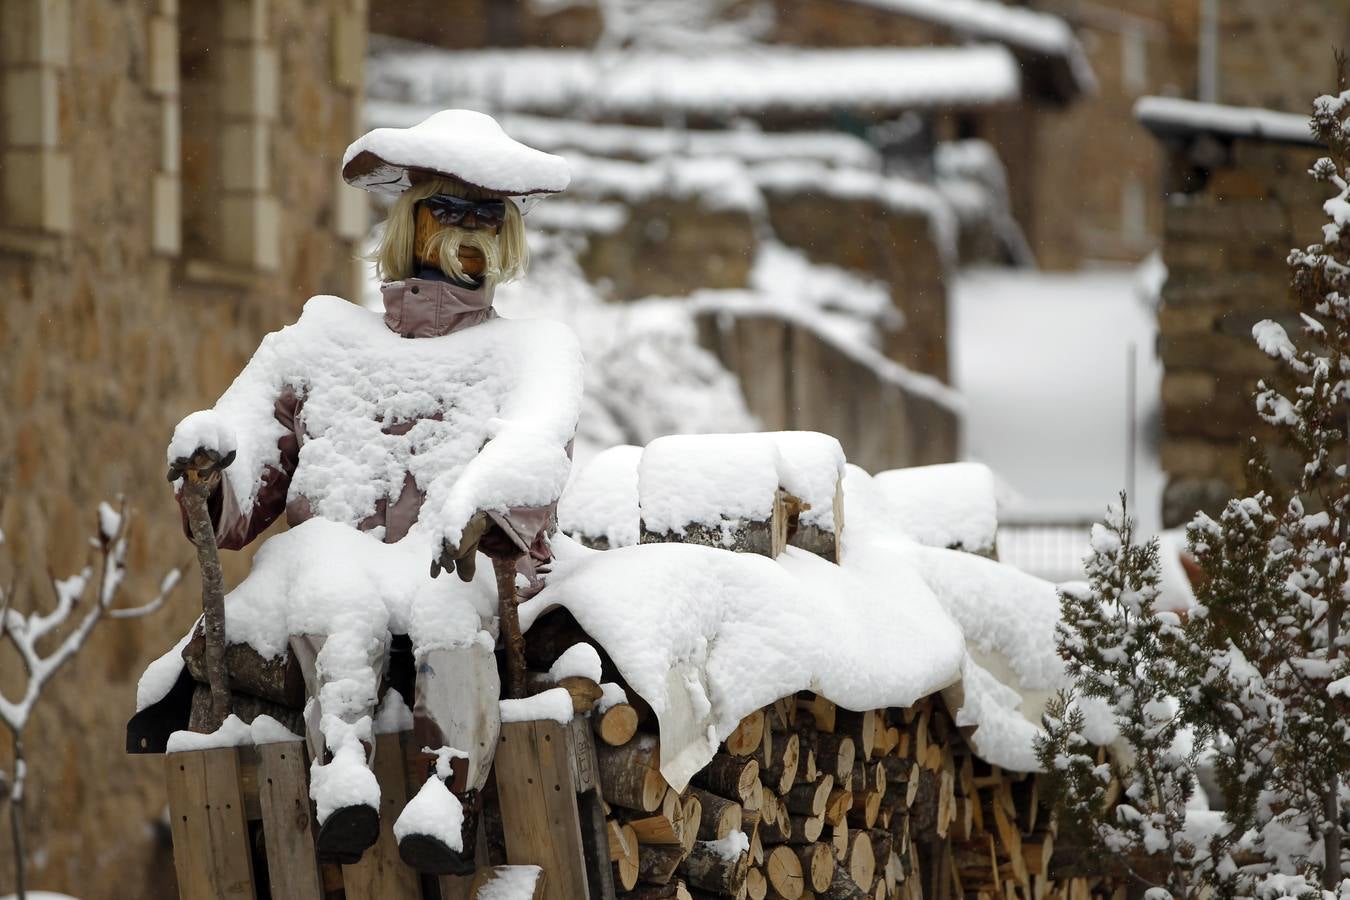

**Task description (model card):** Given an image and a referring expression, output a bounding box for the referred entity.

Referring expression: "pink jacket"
[179,274,560,576]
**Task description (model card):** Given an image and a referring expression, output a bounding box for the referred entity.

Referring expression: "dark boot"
[396,790,479,875]
[316,804,380,865]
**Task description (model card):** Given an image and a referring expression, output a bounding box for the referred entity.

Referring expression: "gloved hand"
[166,446,236,489]
[431,512,490,582]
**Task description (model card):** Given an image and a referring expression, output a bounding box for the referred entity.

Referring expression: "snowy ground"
[952,262,1165,540]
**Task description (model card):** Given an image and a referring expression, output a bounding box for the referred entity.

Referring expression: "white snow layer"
[549,642,604,683]
[872,462,999,554]
[393,776,466,851]
[178,295,583,554]
[525,460,1068,786]
[1134,96,1315,146]
[500,687,575,725]
[475,866,545,900]
[369,46,1022,118]
[165,714,302,753]
[343,108,571,198]
[558,445,642,547]
[638,432,845,534]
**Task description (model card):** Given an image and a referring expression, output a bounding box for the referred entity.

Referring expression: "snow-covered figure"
[159,110,579,872]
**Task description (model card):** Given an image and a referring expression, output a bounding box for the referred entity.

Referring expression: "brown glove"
[431,512,490,582]
[166,447,236,490]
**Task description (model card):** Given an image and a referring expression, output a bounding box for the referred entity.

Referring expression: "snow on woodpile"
[558,445,642,549]
[368,45,1022,118]
[871,461,999,554]
[1134,96,1318,146]
[526,455,1069,786]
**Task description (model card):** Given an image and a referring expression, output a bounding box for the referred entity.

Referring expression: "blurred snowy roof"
[1135,96,1319,147]
[368,102,882,170]
[368,44,1023,119]
[844,0,1094,99]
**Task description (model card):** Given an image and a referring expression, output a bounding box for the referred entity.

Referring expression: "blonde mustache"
[426,226,503,282]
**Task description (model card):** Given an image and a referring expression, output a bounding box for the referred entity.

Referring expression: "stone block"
[160,98,180,174]
[0,0,69,66]
[221,122,269,192]
[2,66,58,147]
[1158,303,1220,335]
[220,193,279,271]
[221,45,278,121]
[222,0,268,42]
[147,14,178,97]
[152,174,180,256]
[2,147,70,232]
[1162,372,1217,408]
[330,8,365,89]
[333,175,368,240]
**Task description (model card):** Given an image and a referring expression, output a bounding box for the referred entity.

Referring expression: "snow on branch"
[0,498,182,737]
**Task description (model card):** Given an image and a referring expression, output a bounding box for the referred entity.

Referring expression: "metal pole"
[1126,341,1138,505]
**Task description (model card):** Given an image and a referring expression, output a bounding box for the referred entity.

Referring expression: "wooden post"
[164,747,257,899]
[255,741,323,900]
[494,720,593,900]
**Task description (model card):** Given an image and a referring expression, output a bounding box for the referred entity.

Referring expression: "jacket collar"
[380,269,496,338]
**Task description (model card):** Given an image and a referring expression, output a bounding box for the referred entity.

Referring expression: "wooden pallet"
[163,725,582,900]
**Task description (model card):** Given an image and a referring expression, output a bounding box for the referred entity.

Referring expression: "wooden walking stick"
[177,454,232,731]
[493,555,527,700]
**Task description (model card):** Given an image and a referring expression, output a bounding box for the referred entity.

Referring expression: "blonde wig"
[373,177,529,284]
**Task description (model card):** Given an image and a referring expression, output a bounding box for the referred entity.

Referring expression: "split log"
[638,844,687,886]
[849,791,881,830]
[679,840,749,895]
[681,795,703,853]
[762,732,801,795]
[815,734,856,783]
[594,701,640,747]
[800,695,837,733]
[845,829,875,889]
[867,831,893,882]
[835,710,878,761]
[825,789,854,827]
[599,736,669,813]
[762,800,794,845]
[747,866,769,900]
[693,753,761,804]
[787,814,826,845]
[182,632,306,708]
[786,775,834,818]
[187,683,304,736]
[829,825,849,862]
[728,711,766,757]
[527,670,603,714]
[627,881,695,899]
[628,791,682,846]
[688,787,742,840]
[821,868,867,900]
[795,843,837,894]
[765,844,805,899]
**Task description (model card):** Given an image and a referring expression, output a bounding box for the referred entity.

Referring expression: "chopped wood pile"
[524,618,1116,900]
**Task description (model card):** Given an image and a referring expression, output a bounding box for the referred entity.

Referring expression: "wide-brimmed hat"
[341,109,570,212]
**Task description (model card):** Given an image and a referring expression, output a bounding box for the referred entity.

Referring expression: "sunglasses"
[418,194,506,231]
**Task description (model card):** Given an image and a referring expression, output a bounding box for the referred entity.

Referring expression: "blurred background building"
[0,0,1347,895]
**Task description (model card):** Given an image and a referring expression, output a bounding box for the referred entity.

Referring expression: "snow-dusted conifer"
[1180,68,1350,895]
[1037,496,1201,899]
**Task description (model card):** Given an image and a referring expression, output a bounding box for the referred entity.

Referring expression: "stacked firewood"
[523,615,1116,900]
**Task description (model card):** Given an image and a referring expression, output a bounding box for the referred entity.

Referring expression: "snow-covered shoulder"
[169,294,583,551]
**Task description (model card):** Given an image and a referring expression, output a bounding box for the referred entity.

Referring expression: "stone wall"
[0,1,367,896]
[1155,136,1326,527]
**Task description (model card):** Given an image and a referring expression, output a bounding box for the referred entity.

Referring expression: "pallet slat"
[256,741,324,900]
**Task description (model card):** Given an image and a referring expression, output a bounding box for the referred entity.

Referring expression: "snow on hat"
[341,109,570,211]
